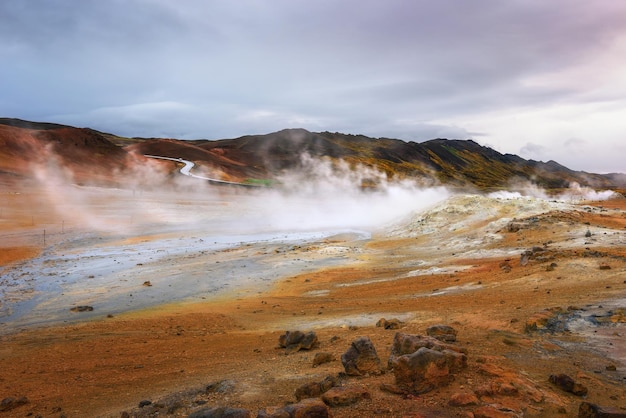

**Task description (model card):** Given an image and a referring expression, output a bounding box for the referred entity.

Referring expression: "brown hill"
[1,118,624,191]
[0,118,139,186]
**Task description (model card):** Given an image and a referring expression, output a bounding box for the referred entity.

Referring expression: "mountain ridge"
[0,118,624,191]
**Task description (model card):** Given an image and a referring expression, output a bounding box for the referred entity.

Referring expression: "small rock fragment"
[578,401,626,418]
[321,386,371,407]
[549,373,588,396]
[426,324,458,342]
[312,352,335,367]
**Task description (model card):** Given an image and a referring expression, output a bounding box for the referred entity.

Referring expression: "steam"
[488,181,619,202]
[257,154,451,231]
[23,149,452,238]
[23,146,619,243]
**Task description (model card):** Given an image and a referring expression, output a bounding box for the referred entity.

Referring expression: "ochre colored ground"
[1,183,625,417]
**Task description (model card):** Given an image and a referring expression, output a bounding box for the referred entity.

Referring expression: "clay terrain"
[1,120,626,418]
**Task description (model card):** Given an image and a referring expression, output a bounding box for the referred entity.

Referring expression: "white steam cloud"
[488,181,619,202]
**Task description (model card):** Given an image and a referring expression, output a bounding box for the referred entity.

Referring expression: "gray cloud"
[2,0,626,172]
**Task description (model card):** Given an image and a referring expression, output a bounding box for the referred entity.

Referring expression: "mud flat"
[1,228,369,332]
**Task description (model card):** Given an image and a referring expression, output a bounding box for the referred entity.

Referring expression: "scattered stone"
[585,230,592,238]
[549,374,588,396]
[426,324,458,342]
[281,398,332,418]
[376,317,404,329]
[473,405,520,417]
[294,375,339,401]
[138,400,152,407]
[599,263,611,270]
[187,406,252,418]
[321,385,371,407]
[341,336,382,376]
[524,307,566,333]
[312,352,335,367]
[499,260,512,273]
[507,222,523,233]
[257,407,290,418]
[206,379,236,394]
[448,391,479,407]
[0,396,28,412]
[278,330,318,354]
[391,346,466,394]
[606,364,617,371]
[388,332,467,369]
[143,280,152,286]
[70,305,94,312]
[579,401,626,417]
[546,262,558,271]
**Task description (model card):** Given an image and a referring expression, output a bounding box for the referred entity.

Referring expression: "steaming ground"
[2,178,623,334]
[2,173,626,417]
[0,177,449,332]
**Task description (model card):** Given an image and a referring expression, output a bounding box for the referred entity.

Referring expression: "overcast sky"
[2,1,625,173]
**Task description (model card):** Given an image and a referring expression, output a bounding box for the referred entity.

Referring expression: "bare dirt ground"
[1,180,625,417]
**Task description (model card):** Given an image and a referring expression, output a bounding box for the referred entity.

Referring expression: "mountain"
[1,118,624,192]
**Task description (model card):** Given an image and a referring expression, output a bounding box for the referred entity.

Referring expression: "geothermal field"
[1,170,625,417]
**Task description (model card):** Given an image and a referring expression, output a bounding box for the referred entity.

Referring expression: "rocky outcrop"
[549,373,588,396]
[294,375,339,401]
[341,336,382,376]
[578,402,626,418]
[391,346,466,394]
[426,324,458,342]
[321,386,371,407]
[278,331,318,354]
[279,398,332,418]
[375,317,404,329]
[187,406,252,418]
[387,328,467,395]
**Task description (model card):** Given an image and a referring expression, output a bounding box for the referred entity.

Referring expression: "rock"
[388,332,467,369]
[391,347,460,394]
[474,405,520,417]
[187,406,252,418]
[426,324,458,342]
[206,379,236,394]
[341,336,381,376]
[312,352,335,367]
[281,398,332,418]
[70,305,94,312]
[578,402,626,417]
[321,386,371,407]
[294,375,339,401]
[0,396,28,412]
[278,331,318,353]
[507,222,522,233]
[448,391,479,407]
[257,407,291,418]
[549,374,588,396]
[138,400,152,407]
[376,318,404,329]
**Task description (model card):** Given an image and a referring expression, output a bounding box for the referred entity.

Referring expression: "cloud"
[2,1,626,172]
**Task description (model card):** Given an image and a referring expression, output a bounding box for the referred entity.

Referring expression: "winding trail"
[145,155,262,188]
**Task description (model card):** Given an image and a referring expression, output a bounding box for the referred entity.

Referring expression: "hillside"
[1,118,624,191]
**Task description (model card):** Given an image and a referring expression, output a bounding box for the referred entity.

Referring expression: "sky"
[1,0,625,174]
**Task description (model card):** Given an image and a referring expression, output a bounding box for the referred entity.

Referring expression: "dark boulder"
[341,336,381,376]
[278,330,318,354]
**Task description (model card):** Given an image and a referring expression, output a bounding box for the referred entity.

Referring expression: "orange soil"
[1,187,625,417]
